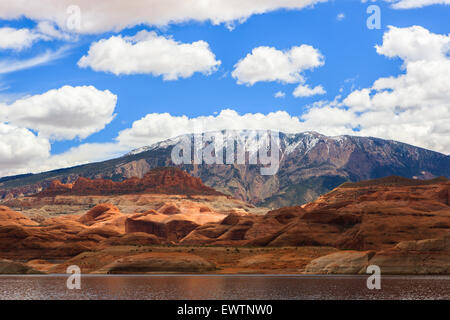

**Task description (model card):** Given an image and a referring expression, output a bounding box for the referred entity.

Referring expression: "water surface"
[0,275,448,300]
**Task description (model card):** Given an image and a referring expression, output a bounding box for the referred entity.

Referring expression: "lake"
[0,275,448,300]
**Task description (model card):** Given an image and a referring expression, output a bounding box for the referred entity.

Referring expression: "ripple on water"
[0,275,449,300]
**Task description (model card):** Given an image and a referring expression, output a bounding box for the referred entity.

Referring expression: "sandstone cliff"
[36,167,224,197]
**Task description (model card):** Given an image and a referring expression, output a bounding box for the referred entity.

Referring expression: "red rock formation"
[0,206,38,226]
[158,203,181,215]
[125,211,199,242]
[78,204,122,225]
[1,176,449,275]
[36,167,224,197]
[182,176,450,249]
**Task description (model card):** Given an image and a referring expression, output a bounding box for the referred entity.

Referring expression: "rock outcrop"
[36,167,224,197]
[0,259,42,274]
[305,235,450,274]
[304,251,375,274]
[181,177,450,250]
[0,205,38,226]
[125,202,227,242]
[97,252,216,273]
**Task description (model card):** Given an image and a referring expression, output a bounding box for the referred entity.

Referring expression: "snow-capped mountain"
[1,131,449,208]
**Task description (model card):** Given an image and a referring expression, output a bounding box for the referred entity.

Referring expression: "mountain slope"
[1,131,449,207]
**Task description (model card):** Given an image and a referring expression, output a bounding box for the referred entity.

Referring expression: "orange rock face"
[1,175,449,275]
[37,167,224,197]
[124,202,228,242]
[181,177,450,249]
[0,206,38,226]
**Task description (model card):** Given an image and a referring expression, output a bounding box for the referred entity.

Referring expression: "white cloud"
[384,0,450,9]
[0,47,69,74]
[293,84,326,97]
[0,140,129,177]
[78,31,221,80]
[0,24,73,51]
[0,0,327,34]
[375,25,450,63]
[37,143,130,173]
[1,85,117,140]
[35,21,74,41]
[232,45,324,86]
[274,91,286,98]
[0,123,50,173]
[0,27,45,51]
[300,25,450,154]
[336,13,345,21]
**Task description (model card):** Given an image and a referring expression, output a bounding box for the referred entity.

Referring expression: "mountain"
[1,131,449,207]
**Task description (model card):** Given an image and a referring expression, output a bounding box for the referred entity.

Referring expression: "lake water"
[0,275,448,300]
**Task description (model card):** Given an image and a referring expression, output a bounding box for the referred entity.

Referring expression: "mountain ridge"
[1,131,449,207]
[36,167,224,197]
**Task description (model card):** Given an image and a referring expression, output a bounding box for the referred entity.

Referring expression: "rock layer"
[36,167,224,197]
[305,235,450,274]
[0,175,449,275]
[182,177,450,249]
[98,252,216,273]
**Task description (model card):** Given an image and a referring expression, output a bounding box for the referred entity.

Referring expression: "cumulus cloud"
[0,85,117,140]
[35,143,130,174]
[232,45,326,97]
[0,27,46,51]
[375,25,450,63]
[0,24,73,52]
[0,123,50,173]
[0,140,129,177]
[384,0,450,9]
[293,84,326,97]
[0,0,327,34]
[232,45,324,85]
[300,25,450,154]
[78,31,221,80]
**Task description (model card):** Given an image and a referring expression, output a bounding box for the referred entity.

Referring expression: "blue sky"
[0,0,449,177]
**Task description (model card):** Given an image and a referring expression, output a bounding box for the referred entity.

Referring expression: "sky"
[0,0,449,177]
